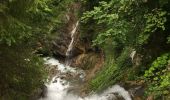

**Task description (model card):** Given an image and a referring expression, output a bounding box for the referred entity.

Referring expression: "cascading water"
[40,58,132,100]
[65,21,79,66]
[40,20,132,100]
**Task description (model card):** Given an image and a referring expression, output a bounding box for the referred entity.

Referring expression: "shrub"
[144,53,170,99]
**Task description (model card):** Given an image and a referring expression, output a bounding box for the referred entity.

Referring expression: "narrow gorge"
[0,0,170,100]
[39,16,132,100]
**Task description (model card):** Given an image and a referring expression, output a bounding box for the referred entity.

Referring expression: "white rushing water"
[40,57,132,100]
[40,20,132,100]
[66,21,79,57]
[65,21,79,66]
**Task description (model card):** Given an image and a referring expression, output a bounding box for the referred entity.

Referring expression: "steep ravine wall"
[37,2,148,100]
[51,2,104,81]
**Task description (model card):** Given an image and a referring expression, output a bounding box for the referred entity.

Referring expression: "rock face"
[52,2,104,75]
[52,3,82,58]
[29,85,47,100]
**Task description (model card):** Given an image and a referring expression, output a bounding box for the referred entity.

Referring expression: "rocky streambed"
[37,57,133,100]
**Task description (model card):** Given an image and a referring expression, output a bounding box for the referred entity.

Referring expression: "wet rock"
[52,3,82,58]
[45,65,60,81]
[53,79,58,83]
[70,53,102,69]
[129,86,145,100]
[113,93,124,100]
[122,81,145,100]
[40,85,47,98]
[29,85,47,100]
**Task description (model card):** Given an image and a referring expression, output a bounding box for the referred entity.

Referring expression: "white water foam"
[44,57,76,73]
[40,57,132,100]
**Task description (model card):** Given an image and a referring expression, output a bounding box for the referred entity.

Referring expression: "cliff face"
[51,2,104,79]
[52,3,80,58]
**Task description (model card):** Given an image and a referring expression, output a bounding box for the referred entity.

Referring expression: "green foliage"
[90,57,118,91]
[0,0,62,46]
[0,0,62,99]
[81,0,147,47]
[0,0,81,99]
[0,44,47,100]
[144,9,167,32]
[138,9,167,45]
[0,16,32,46]
[81,0,169,47]
[90,47,132,91]
[144,53,170,98]
[81,0,131,46]
[82,1,170,99]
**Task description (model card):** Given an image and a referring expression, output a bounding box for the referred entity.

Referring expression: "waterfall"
[65,21,79,66]
[40,21,132,100]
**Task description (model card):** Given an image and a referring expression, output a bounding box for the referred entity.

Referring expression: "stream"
[39,21,132,100]
[39,57,132,100]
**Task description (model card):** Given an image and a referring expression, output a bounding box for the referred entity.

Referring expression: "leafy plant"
[81,1,170,100]
[144,53,170,98]
[138,9,167,45]
[0,44,47,100]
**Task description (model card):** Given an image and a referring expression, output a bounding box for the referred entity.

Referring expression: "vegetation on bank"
[0,44,46,100]
[0,0,74,99]
[81,0,170,99]
[0,0,79,100]
[144,53,170,98]
[0,0,81,99]
[1,0,170,100]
